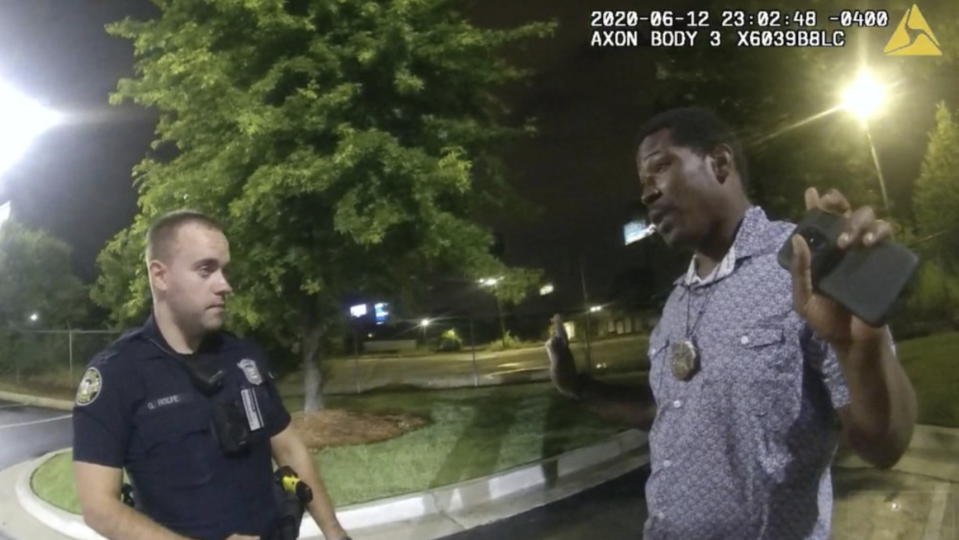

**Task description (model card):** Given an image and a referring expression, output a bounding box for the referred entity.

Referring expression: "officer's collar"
[142,313,223,356]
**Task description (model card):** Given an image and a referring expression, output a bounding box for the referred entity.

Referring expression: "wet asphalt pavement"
[445,467,650,540]
[0,400,72,471]
[0,399,73,540]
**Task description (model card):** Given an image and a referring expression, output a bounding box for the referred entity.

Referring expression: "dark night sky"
[0,0,950,319]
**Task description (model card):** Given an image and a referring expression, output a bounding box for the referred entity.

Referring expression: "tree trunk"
[300,299,326,413]
[302,323,324,412]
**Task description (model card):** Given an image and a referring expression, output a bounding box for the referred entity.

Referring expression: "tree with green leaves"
[0,221,91,376]
[0,221,89,328]
[93,0,552,410]
[913,101,959,267]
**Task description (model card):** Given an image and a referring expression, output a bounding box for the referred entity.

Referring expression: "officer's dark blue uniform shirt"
[72,315,293,540]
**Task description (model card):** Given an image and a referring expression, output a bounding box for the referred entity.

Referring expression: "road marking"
[485,367,548,377]
[922,484,951,540]
[0,414,71,429]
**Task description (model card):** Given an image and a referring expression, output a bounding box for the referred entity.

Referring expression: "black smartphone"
[777,209,919,327]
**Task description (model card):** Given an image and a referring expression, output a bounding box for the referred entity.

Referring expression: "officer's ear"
[148,260,170,291]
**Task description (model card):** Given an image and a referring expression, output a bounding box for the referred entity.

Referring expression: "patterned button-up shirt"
[643,206,851,540]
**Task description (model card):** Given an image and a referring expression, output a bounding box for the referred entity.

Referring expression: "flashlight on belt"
[275,465,313,503]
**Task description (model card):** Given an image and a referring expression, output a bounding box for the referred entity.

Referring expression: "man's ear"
[148,260,168,292]
[710,144,734,183]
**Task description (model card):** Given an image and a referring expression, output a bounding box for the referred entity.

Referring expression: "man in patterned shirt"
[546,107,917,539]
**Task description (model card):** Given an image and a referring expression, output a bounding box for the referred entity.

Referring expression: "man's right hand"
[545,336,581,398]
[225,535,259,540]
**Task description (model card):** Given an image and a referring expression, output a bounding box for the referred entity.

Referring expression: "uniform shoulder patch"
[76,367,103,406]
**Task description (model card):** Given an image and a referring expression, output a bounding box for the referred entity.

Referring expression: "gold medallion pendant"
[670,340,700,381]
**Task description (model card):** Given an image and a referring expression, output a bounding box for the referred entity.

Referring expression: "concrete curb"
[907,424,959,454]
[16,431,649,540]
[0,391,74,412]
[15,455,106,540]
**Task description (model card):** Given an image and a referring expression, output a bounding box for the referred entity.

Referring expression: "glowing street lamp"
[840,71,890,211]
[478,277,507,348]
[841,71,886,122]
[0,81,60,180]
[421,318,431,343]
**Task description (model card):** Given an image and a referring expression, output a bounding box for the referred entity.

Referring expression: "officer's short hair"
[145,210,223,264]
[634,106,750,193]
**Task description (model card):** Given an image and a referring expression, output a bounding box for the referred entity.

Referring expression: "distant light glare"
[0,81,60,178]
[0,201,11,229]
[842,71,886,121]
[421,319,431,327]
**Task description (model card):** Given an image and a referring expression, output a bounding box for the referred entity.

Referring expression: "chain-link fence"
[0,329,123,395]
[0,307,656,398]
[313,309,657,395]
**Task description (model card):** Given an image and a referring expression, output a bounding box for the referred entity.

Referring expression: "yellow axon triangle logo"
[884,5,942,56]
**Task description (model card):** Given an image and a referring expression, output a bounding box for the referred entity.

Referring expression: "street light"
[842,71,886,121]
[478,276,508,348]
[841,70,890,211]
[29,313,38,323]
[420,318,431,343]
[0,80,60,180]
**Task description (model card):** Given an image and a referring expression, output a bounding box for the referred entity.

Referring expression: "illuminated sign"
[623,219,656,245]
[374,302,389,324]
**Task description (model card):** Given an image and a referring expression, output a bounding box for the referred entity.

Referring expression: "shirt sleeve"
[265,368,292,437]
[800,324,851,410]
[72,351,139,468]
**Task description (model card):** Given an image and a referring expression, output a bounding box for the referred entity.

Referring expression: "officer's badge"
[238,359,263,385]
[75,367,102,406]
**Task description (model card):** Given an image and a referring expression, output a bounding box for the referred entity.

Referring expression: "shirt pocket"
[731,325,801,377]
[702,325,802,432]
[137,405,218,488]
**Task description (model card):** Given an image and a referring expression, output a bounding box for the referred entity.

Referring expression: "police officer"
[73,210,352,540]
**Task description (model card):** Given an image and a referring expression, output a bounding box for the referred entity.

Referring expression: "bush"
[486,331,522,352]
[891,259,959,339]
[436,329,463,352]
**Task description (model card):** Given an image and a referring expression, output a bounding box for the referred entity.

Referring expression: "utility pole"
[580,255,592,370]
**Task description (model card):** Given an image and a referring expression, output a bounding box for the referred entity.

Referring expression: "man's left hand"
[790,187,893,349]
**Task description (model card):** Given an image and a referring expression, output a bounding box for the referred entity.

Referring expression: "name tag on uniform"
[145,393,193,412]
[241,388,264,431]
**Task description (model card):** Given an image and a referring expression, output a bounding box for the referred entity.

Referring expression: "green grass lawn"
[33,374,645,514]
[26,330,959,515]
[896,331,959,428]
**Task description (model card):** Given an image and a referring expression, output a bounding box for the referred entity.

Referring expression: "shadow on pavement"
[429,393,521,488]
[445,465,650,540]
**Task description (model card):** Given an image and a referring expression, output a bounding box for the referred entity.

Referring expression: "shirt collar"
[675,206,774,286]
[141,313,224,355]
